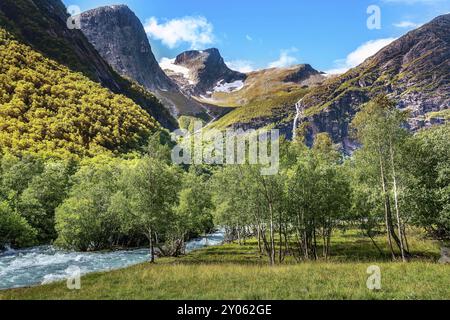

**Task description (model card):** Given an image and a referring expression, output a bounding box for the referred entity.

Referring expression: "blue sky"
[64,0,450,73]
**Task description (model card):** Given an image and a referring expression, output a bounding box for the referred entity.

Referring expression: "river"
[0,229,225,290]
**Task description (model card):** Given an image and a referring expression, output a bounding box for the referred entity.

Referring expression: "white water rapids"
[0,229,225,290]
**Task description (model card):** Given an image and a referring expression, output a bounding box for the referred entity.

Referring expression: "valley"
[0,0,448,302]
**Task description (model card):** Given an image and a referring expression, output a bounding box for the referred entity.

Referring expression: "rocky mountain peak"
[283,64,324,84]
[79,5,176,92]
[168,48,246,96]
[174,48,222,67]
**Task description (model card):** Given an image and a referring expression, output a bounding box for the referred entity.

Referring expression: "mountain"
[160,49,325,134]
[203,64,325,134]
[0,0,177,130]
[162,48,247,96]
[296,14,450,149]
[201,64,324,106]
[79,5,174,92]
[78,5,211,120]
[0,27,159,158]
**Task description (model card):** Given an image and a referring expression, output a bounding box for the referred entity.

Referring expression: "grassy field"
[1,230,449,300]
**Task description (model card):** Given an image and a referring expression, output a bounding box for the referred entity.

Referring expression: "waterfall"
[292,98,303,140]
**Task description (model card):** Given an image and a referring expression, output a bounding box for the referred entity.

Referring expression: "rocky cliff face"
[78,5,210,119]
[79,5,175,92]
[297,14,450,149]
[164,48,247,96]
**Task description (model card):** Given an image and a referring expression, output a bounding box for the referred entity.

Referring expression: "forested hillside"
[0,0,178,130]
[0,28,159,158]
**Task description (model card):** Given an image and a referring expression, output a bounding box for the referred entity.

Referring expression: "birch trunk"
[389,140,407,262]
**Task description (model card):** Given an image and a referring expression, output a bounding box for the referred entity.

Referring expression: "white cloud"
[144,16,214,49]
[226,60,256,73]
[393,21,421,28]
[326,38,396,74]
[246,35,253,41]
[268,48,299,68]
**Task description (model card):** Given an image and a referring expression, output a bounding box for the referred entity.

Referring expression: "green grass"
[426,109,450,121]
[1,230,448,300]
[210,89,308,130]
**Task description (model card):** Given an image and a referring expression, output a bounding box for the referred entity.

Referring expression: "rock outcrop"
[165,48,247,96]
[283,64,324,84]
[439,247,450,264]
[79,5,175,92]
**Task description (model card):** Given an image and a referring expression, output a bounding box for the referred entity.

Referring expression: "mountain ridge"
[0,0,178,130]
[296,13,450,148]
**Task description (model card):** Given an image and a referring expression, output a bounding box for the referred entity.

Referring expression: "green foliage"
[117,157,181,260]
[350,96,412,260]
[178,116,205,132]
[0,200,37,248]
[144,131,174,164]
[0,154,44,206]
[405,125,450,239]
[55,156,125,251]
[54,153,214,256]
[0,28,159,158]
[18,161,74,242]
[0,153,74,247]
[211,135,350,263]
[284,136,351,260]
[174,167,214,237]
[0,154,43,247]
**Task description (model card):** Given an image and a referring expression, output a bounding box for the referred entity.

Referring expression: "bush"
[55,157,123,251]
[0,201,37,248]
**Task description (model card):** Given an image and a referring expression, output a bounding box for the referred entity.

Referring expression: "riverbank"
[1,231,449,300]
[0,230,225,290]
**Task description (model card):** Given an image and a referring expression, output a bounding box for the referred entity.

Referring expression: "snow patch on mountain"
[213,80,244,93]
[160,57,194,84]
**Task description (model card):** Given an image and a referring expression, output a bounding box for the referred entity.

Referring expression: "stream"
[0,229,225,290]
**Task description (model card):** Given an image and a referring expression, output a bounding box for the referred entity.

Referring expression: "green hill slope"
[0,28,158,158]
